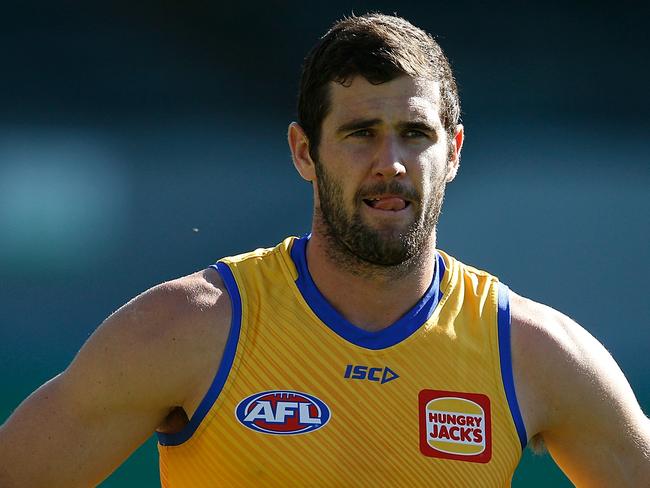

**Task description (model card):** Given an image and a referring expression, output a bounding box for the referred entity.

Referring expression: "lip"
[363,193,411,201]
[361,194,412,212]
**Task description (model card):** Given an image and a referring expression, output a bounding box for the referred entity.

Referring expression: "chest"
[160,312,522,488]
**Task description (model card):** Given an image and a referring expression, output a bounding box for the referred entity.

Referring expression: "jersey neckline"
[289,234,445,350]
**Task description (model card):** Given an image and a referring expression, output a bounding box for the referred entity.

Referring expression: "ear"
[446,124,464,183]
[288,122,316,182]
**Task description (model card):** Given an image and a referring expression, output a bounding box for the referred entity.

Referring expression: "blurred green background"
[1,1,648,486]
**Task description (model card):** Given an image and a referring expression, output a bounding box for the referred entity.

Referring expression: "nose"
[373,135,406,178]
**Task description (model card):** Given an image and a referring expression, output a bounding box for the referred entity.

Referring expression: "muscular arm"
[511,291,650,487]
[0,268,230,487]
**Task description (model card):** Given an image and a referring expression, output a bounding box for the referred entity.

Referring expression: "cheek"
[315,162,352,207]
[318,164,362,203]
[422,142,448,165]
[345,144,374,162]
[419,146,448,181]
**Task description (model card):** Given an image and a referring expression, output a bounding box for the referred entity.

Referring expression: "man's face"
[313,75,456,267]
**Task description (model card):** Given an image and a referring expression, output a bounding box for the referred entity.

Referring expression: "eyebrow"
[396,121,437,133]
[335,118,437,135]
[336,118,382,134]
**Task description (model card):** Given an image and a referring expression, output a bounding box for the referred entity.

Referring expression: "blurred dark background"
[1,1,648,486]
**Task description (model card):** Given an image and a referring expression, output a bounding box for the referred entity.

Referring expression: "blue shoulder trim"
[290,235,444,350]
[157,262,242,446]
[497,282,528,450]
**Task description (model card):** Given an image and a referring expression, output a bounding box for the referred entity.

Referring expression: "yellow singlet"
[157,235,528,487]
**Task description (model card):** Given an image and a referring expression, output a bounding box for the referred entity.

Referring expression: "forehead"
[325,75,442,127]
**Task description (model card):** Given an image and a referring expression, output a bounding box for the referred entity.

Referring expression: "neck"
[305,228,437,332]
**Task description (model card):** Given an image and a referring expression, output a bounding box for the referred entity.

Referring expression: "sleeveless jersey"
[157,235,528,487]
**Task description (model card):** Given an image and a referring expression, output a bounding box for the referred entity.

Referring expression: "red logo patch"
[418,390,492,463]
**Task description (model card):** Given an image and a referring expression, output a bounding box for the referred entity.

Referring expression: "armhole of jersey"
[497,282,528,450]
[157,261,243,447]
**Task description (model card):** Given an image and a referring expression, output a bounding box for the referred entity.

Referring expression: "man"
[0,13,648,487]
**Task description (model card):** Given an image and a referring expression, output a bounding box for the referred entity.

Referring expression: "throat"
[341,304,406,332]
[308,240,437,332]
[292,233,442,347]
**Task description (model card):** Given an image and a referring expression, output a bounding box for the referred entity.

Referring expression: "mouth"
[362,195,411,211]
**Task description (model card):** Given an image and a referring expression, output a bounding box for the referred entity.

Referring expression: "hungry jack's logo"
[418,390,492,463]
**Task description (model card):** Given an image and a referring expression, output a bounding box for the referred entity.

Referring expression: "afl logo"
[235,390,331,435]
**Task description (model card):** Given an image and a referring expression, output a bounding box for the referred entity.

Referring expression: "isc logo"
[235,390,331,435]
[343,364,399,384]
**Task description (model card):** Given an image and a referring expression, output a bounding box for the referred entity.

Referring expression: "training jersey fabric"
[157,235,527,487]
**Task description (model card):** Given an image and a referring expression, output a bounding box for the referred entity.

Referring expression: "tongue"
[371,197,406,211]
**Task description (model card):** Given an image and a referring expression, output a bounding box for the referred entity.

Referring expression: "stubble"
[313,160,446,280]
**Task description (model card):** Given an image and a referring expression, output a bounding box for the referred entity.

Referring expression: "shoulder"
[508,292,594,435]
[67,266,232,411]
[508,290,644,434]
[122,267,231,336]
[106,266,231,358]
[508,290,650,485]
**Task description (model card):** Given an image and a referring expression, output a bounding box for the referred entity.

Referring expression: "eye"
[349,129,373,138]
[403,130,428,139]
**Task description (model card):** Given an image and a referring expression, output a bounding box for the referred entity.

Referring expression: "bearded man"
[1,13,648,488]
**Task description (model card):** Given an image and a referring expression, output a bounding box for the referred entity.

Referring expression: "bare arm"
[0,268,229,487]
[511,291,650,487]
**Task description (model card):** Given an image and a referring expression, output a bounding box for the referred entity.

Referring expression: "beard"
[314,159,446,271]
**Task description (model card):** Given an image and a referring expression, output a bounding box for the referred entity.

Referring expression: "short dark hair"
[298,13,461,161]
